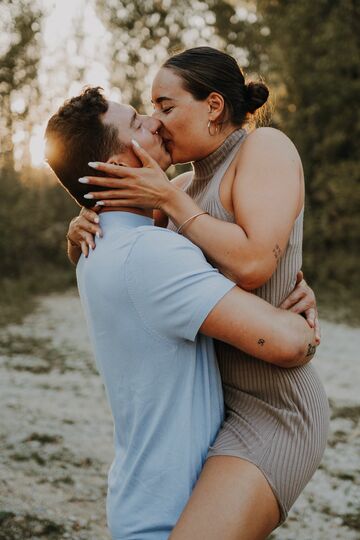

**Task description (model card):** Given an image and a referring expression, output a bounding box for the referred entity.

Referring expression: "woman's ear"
[207,92,225,122]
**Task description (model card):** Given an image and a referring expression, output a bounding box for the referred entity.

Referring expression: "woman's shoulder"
[242,127,300,159]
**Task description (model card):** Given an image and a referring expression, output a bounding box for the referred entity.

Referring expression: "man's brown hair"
[45,87,123,207]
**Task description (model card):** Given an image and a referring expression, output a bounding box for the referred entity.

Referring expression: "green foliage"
[95,0,215,109]
[0,0,43,168]
[94,0,261,110]
[0,168,78,277]
[0,167,78,326]
[0,1,78,327]
[255,0,360,243]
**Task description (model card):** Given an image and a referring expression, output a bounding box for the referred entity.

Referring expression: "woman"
[67,47,329,538]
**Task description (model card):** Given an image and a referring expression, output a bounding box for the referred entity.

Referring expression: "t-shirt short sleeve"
[125,228,235,343]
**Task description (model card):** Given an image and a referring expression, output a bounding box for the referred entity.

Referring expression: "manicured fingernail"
[88,162,100,168]
[95,201,105,206]
[131,139,140,148]
[94,217,100,223]
[89,244,93,250]
[78,177,89,184]
[96,231,101,239]
[84,193,94,199]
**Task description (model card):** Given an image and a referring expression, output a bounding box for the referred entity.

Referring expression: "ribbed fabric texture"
[168,129,329,522]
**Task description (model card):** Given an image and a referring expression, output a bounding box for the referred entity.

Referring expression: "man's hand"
[67,207,102,258]
[279,271,321,345]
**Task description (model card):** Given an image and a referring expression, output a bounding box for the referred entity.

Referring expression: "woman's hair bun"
[245,81,269,114]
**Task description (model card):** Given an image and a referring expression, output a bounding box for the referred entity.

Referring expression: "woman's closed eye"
[161,106,174,114]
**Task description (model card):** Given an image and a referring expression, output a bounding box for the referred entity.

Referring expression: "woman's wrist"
[157,181,179,211]
[161,185,202,227]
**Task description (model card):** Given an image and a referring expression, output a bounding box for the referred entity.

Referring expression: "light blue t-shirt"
[76,211,234,540]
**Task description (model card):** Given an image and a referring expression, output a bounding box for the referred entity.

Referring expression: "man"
[45,87,316,540]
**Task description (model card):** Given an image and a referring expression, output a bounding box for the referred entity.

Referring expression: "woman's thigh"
[170,456,280,540]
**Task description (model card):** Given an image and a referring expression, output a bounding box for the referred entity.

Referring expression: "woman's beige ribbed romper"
[168,129,329,522]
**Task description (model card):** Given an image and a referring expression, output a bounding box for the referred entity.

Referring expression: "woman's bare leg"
[170,456,280,540]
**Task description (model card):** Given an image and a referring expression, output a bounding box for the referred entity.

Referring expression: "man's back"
[76,211,234,540]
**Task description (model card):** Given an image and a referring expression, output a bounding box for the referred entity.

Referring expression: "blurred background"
[1,2,359,539]
[1,0,359,325]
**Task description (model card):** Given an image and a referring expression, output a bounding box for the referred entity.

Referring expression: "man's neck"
[99,206,153,219]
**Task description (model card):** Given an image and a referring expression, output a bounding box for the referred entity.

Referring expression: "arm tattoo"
[273,243,282,263]
[258,338,265,346]
[306,343,317,357]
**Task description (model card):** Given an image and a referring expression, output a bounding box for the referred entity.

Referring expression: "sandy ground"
[0,290,359,540]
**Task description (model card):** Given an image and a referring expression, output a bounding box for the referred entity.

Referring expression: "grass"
[0,266,75,328]
[0,511,65,540]
[0,333,70,374]
[303,251,360,327]
[316,286,360,327]
[331,404,360,423]
[342,509,360,531]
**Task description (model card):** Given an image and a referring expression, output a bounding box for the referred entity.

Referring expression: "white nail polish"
[84,193,94,199]
[131,139,140,148]
[88,162,99,168]
[94,217,100,223]
[96,231,101,239]
[95,201,105,206]
[78,177,89,183]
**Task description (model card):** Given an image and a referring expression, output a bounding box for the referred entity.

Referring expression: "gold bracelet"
[177,211,209,234]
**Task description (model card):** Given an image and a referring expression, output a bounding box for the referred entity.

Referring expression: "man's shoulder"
[124,225,234,343]
[125,226,210,282]
[130,226,203,257]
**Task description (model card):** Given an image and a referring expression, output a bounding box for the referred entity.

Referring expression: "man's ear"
[107,153,128,167]
[107,150,141,168]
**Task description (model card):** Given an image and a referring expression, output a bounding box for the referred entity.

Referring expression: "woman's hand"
[67,207,102,258]
[79,142,175,209]
[279,271,321,345]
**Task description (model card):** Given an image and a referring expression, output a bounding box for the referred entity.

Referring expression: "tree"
[254,0,360,290]
[0,0,43,169]
[94,0,262,111]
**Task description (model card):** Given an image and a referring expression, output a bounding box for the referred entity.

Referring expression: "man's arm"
[200,286,316,368]
[122,228,316,369]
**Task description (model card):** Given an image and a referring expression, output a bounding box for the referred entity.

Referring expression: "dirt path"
[0,290,359,539]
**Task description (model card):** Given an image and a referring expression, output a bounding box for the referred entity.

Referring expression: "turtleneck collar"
[192,128,246,182]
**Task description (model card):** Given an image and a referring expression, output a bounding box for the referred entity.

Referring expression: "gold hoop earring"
[207,120,218,136]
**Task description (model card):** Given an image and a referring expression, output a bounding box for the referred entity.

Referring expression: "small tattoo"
[273,243,282,263]
[306,344,316,357]
[258,338,265,346]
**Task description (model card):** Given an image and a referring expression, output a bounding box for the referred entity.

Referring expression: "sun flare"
[30,132,46,167]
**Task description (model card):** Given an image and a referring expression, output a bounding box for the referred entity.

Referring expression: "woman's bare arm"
[161,128,303,290]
